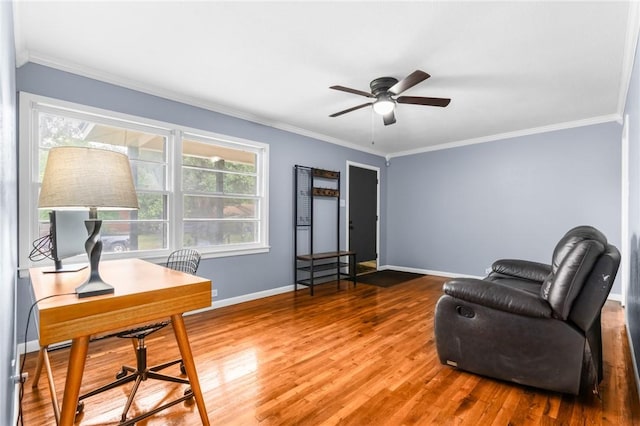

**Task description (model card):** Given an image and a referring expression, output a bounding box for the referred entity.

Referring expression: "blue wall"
[386,122,622,295]
[1,1,17,423]
[15,63,387,342]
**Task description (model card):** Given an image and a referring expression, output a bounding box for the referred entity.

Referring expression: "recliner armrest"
[491,259,551,282]
[443,278,553,318]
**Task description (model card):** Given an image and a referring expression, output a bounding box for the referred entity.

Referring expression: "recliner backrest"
[541,226,607,320]
[550,226,607,273]
[569,244,620,331]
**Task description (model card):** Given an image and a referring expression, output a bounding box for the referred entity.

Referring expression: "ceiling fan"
[329,70,451,126]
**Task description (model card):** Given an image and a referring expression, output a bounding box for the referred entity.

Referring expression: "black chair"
[165,248,202,274]
[434,226,620,395]
[76,249,202,424]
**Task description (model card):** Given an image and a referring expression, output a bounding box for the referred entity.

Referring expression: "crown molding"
[387,114,622,159]
[22,52,386,158]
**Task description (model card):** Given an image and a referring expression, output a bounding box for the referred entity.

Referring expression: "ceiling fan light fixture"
[329,70,449,124]
[373,95,395,115]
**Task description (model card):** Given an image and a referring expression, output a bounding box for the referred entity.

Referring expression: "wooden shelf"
[296,271,353,287]
[296,250,356,261]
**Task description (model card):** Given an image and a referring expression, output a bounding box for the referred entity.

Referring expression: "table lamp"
[38,146,139,298]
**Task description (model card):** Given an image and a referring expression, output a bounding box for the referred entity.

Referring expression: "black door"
[349,165,378,267]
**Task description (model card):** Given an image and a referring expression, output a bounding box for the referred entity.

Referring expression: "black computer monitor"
[44,210,89,273]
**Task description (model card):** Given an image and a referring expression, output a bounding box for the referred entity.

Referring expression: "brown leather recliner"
[434,226,620,395]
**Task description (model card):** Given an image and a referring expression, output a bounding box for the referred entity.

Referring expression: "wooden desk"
[30,258,212,425]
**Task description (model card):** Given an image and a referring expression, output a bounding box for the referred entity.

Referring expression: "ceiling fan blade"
[397,96,451,107]
[388,70,430,95]
[329,102,373,117]
[329,85,375,98]
[383,110,396,126]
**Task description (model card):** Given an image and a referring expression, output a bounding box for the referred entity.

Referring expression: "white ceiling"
[13,1,638,158]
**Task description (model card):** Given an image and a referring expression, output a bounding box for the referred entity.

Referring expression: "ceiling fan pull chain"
[371,108,375,146]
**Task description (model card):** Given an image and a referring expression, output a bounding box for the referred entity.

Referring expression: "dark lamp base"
[79,212,113,298]
[75,280,114,298]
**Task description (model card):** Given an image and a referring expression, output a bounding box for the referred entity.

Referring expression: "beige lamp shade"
[38,146,139,210]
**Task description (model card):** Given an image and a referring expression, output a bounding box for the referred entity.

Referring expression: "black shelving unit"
[294,165,356,295]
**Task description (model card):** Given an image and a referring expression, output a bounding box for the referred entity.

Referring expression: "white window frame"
[18,92,269,272]
[175,129,269,256]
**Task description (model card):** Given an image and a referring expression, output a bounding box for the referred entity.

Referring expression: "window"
[181,136,262,249]
[35,111,170,254]
[19,93,269,269]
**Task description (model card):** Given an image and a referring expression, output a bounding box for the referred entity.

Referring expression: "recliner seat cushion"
[444,278,553,318]
[485,274,543,296]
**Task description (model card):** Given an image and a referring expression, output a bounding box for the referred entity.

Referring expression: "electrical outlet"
[212,289,218,298]
[12,372,28,384]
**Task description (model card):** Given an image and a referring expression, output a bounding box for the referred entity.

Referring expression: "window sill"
[18,245,271,278]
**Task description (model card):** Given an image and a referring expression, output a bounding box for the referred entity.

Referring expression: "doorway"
[347,162,379,275]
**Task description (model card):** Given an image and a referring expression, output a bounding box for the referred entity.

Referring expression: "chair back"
[569,244,620,331]
[550,226,607,272]
[166,249,201,274]
[541,226,609,320]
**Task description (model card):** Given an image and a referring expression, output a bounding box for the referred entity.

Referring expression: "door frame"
[345,160,380,270]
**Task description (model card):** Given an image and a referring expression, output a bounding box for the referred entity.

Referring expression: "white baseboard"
[187,284,295,315]
[16,339,42,356]
[379,264,623,302]
[608,292,623,302]
[379,264,483,279]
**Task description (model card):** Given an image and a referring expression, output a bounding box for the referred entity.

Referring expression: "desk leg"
[33,346,61,425]
[171,314,210,425]
[59,336,89,426]
[32,346,45,386]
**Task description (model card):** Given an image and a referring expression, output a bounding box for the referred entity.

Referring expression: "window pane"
[130,161,166,191]
[183,196,257,219]
[183,167,222,192]
[179,135,264,251]
[101,221,168,252]
[183,139,256,173]
[222,171,257,195]
[182,167,257,195]
[96,193,166,221]
[81,124,165,162]
[183,220,258,247]
[39,113,166,161]
[39,114,88,148]
[137,193,167,220]
[35,111,169,258]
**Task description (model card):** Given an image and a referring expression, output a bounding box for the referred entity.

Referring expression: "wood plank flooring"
[18,275,640,425]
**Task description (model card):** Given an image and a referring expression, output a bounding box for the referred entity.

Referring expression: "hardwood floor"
[19,275,640,425]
